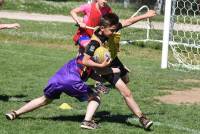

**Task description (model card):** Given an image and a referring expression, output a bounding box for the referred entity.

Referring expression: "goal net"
[167,0,200,70]
[117,0,200,70]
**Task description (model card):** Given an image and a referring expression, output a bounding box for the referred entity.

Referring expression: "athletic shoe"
[139,115,153,130]
[80,120,98,129]
[94,82,109,94]
[5,111,18,120]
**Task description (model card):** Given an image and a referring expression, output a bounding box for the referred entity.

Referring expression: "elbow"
[82,58,89,66]
[126,91,132,99]
[70,10,74,16]
[70,9,76,16]
[82,60,86,65]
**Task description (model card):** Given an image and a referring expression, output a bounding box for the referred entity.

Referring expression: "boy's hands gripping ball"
[93,46,111,64]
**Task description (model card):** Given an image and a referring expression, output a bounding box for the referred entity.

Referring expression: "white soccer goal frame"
[124,0,200,70]
[161,0,172,69]
[161,0,200,70]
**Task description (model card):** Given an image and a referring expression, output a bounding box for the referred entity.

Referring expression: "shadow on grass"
[20,111,136,125]
[40,111,163,130]
[0,94,29,102]
[19,111,165,131]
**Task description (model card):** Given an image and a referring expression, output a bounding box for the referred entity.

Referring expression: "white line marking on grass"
[0,48,66,61]
[154,122,200,134]
[127,118,200,134]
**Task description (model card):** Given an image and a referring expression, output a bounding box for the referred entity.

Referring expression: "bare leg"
[15,95,52,116]
[115,79,142,118]
[84,96,100,121]
[80,96,101,129]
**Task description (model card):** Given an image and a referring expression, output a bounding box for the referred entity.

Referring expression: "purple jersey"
[43,58,93,101]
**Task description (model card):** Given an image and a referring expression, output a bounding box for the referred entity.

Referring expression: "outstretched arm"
[121,10,156,28]
[0,23,20,30]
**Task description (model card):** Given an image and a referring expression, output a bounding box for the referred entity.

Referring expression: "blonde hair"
[0,0,4,6]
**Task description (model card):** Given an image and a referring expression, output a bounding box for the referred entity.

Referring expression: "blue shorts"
[43,59,93,102]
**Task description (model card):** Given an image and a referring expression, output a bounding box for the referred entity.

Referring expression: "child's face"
[101,25,117,38]
[97,0,108,8]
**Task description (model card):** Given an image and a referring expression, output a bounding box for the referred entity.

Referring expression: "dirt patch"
[178,79,200,83]
[155,88,200,105]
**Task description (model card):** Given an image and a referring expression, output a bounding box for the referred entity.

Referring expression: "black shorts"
[110,56,128,77]
[101,57,129,85]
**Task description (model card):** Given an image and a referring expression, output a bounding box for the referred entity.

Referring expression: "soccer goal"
[119,0,200,70]
[161,0,200,70]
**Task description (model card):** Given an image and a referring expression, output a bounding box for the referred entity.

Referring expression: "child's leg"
[115,79,142,118]
[110,56,130,83]
[84,95,101,121]
[15,95,52,116]
[81,94,101,129]
[114,78,153,129]
[6,95,52,120]
[102,72,141,116]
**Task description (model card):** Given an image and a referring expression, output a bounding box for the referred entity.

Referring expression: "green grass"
[3,0,200,23]
[1,0,163,21]
[1,19,200,134]
[1,0,79,15]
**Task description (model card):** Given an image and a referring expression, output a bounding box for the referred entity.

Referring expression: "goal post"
[161,0,172,69]
[161,0,200,70]
[118,0,200,70]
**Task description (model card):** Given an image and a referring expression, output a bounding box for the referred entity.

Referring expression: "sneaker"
[5,111,18,120]
[80,120,98,130]
[139,115,153,130]
[94,82,109,94]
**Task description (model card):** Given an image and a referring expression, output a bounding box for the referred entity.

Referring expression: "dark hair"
[100,13,119,27]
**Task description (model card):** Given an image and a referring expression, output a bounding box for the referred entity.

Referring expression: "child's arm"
[120,10,156,28]
[0,23,20,30]
[70,6,86,28]
[82,53,111,68]
[82,40,111,68]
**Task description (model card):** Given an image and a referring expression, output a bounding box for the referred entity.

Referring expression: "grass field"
[1,0,164,21]
[1,18,200,134]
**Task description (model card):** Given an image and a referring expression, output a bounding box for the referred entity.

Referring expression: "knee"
[88,95,101,104]
[123,90,132,98]
[41,96,52,105]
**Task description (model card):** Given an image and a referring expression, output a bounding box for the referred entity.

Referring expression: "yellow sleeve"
[106,32,121,59]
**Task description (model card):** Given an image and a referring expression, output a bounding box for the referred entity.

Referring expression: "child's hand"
[145,10,156,18]
[100,57,111,67]
[78,22,86,29]
[112,67,120,73]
